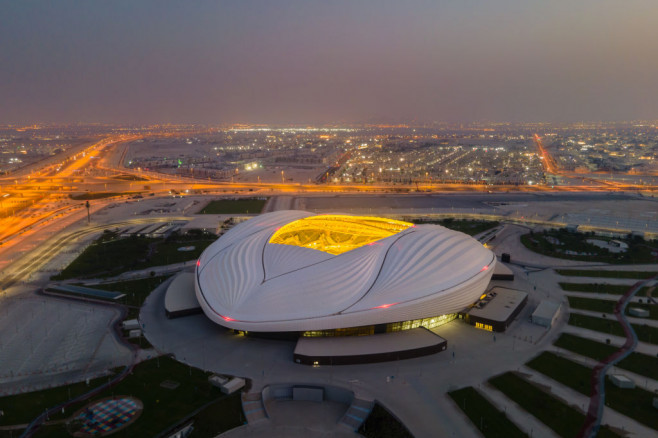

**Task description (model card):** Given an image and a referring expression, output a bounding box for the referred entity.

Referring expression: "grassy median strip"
[488,372,620,438]
[554,333,658,380]
[70,192,141,200]
[448,387,528,438]
[556,269,657,279]
[560,283,651,296]
[527,351,658,431]
[568,313,658,345]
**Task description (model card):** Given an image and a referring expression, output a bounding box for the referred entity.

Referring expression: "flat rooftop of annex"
[467,287,528,323]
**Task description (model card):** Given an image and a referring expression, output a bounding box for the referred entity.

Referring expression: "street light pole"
[85,200,90,224]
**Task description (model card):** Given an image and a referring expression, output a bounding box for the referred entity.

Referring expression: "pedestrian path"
[242,392,268,424]
[337,398,373,431]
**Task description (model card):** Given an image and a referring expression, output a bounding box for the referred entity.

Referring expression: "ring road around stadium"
[195,210,495,335]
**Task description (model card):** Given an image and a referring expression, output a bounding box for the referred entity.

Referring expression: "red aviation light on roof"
[221,315,236,322]
[371,302,399,309]
[480,265,489,272]
[196,259,201,267]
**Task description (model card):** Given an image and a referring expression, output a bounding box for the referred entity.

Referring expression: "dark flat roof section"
[293,327,447,365]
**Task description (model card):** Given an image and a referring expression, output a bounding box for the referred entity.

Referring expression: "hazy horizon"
[2,1,658,125]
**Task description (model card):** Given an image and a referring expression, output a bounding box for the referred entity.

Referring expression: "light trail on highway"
[0,217,189,292]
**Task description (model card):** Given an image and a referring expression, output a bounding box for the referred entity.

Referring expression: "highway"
[0,133,655,292]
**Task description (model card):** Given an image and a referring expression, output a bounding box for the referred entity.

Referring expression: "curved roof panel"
[195,211,495,331]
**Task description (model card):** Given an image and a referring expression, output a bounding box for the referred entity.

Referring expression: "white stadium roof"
[195,210,495,332]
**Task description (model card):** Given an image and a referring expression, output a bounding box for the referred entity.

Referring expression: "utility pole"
[85,200,90,224]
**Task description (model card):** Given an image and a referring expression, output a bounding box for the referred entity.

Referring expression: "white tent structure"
[195,210,495,332]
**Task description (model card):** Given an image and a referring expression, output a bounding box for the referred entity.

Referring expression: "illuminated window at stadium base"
[302,313,457,337]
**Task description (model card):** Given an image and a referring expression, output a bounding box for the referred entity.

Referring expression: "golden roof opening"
[268,215,414,255]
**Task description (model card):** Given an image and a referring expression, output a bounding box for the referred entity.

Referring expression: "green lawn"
[527,351,593,395]
[554,333,658,380]
[521,231,658,264]
[527,351,658,431]
[2,357,243,437]
[568,296,658,320]
[145,239,213,267]
[358,403,413,438]
[556,269,657,279]
[568,313,658,345]
[53,234,151,280]
[0,377,107,425]
[603,376,658,430]
[199,198,267,214]
[448,387,528,438]
[53,230,215,280]
[568,296,617,314]
[93,275,171,308]
[559,282,651,297]
[488,372,620,438]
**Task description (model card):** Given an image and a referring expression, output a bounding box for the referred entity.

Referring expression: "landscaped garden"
[0,357,243,437]
[488,372,620,438]
[521,230,658,264]
[52,229,216,280]
[554,333,658,380]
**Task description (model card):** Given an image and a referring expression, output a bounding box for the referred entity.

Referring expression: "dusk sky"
[2,1,658,125]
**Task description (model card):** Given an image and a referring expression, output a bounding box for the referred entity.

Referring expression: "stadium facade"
[195,210,495,334]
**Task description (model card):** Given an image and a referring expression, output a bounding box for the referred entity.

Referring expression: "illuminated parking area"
[268,215,413,255]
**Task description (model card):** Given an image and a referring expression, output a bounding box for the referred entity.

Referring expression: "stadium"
[194,210,495,335]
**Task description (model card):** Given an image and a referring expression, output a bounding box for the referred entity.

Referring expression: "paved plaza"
[0,295,133,395]
[141,264,567,438]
